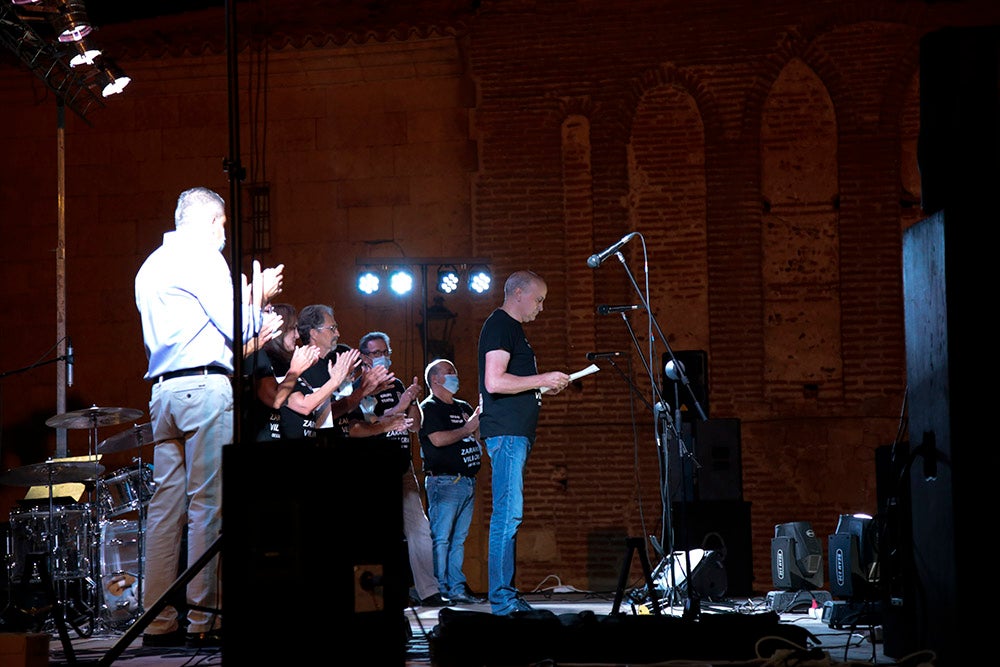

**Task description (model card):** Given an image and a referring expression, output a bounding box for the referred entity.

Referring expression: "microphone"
[664,359,685,381]
[597,304,643,315]
[586,351,622,361]
[67,337,74,388]
[587,232,637,268]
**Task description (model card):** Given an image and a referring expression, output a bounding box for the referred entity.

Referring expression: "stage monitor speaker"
[661,350,708,422]
[222,439,405,665]
[652,549,727,601]
[669,500,753,597]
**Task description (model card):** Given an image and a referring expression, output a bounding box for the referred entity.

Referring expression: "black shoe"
[142,629,186,648]
[444,586,486,605]
[186,629,222,648]
[419,593,448,607]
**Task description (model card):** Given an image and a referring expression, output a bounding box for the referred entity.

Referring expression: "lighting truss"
[0,0,129,121]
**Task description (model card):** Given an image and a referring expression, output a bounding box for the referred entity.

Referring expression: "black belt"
[156,366,230,383]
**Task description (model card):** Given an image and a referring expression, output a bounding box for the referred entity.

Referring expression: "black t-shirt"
[282,367,321,440]
[300,351,356,444]
[244,349,291,442]
[418,395,481,477]
[346,377,413,474]
[477,308,541,441]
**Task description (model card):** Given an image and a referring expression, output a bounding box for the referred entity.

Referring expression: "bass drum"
[99,519,144,627]
[8,504,95,581]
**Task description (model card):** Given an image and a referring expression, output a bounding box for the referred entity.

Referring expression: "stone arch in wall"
[626,72,710,350]
[760,57,843,402]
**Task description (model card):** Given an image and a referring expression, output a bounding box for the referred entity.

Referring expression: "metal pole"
[56,100,68,458]
[225,0,245,445]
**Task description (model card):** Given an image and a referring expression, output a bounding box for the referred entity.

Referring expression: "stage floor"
[27,591,914,666]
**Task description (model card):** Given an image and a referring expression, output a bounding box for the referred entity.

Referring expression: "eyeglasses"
[314,325,339,332]
[363,349,391,357]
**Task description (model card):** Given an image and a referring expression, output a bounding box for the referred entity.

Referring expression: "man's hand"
[359,365,395,396]
[400,376,422,405]
[261,262,284,303]
[465,404,481,433]
[289,344,321,377]
[241,260,284,309]
[378,412,413,434]
[329,348,361,391]
[539,371,571,395]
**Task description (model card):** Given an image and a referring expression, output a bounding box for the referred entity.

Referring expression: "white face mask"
[372,356,391,370]
[442,374,459,394]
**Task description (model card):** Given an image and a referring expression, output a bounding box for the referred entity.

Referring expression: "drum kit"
[1,405,157,637]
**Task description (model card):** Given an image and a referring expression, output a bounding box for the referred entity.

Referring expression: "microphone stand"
[608,249,705,619]
[0,353,71,380]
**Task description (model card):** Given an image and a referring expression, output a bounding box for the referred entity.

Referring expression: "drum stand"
[94,423,156,631]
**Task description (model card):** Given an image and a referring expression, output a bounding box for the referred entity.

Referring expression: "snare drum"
[97,464,156,518]
[8,504,94,581]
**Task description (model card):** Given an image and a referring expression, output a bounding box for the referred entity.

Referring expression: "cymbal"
[98,422,155,454]
[45,405,144,430]
[0,460,106,486]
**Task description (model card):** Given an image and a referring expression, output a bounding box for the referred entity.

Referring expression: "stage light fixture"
[468,266,492,294]
[828,513,879,601]
[54,0,93,43]
[97,58,130,96]
[68,39,101,67]
[771,521,824,591]
[437,265,460,294]
[764,520,834,613]
[357,269,381,295]
[388,268,414,296]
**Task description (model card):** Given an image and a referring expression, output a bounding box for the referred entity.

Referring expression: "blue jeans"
[485,435,531,613]
[425,474,477,599]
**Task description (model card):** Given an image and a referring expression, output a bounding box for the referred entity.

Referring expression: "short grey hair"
[175,187,225,229]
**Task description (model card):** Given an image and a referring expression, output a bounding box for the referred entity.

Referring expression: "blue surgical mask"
[442,374,460,394]
[372,356,391,370]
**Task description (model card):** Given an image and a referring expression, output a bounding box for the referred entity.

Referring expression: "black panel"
[693,418,742,501]
[223,440,405,665]
[661,350,709,422]
[669,500,753,597]
[918,26,1000,214]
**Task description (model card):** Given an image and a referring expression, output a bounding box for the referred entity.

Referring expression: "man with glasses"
[347,332,447,606]
[284,304,365,440]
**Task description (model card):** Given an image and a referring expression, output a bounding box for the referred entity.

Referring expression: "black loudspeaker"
[223,440,405,665]
[693,418,742,501]
[666,419,742,503]
[918,26,1000,215]
[661,350,708,422]
[669,500,753,597]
